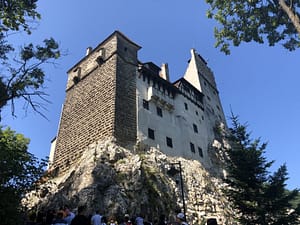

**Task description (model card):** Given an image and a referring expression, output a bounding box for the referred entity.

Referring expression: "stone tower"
[52,31,141,173]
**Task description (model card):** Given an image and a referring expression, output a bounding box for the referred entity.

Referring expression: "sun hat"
[176,213,185,220]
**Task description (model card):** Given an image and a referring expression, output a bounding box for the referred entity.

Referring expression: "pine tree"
[224,114,300,224]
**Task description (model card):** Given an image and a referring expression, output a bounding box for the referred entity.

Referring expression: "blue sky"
[1,0,299,189]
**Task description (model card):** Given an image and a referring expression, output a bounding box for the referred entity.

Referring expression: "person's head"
[176,213,185,222]
[109,216,115,224]
[124,214,130,221]
[56,211,64,219]
[102,216,107,223]
[64,205,71,214]
[77,205,86,215]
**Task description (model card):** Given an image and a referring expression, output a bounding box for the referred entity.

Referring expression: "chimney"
[86,47,93,56]
[159,63,170,81]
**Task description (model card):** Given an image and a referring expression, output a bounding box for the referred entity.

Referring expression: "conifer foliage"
[224,115,300,224]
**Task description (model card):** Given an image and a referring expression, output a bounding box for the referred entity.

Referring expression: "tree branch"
[279,0,300,35]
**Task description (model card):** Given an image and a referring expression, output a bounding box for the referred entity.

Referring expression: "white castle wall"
[136,49,226,169]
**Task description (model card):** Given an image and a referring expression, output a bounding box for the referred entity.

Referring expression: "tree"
[0,126,47,225]
[0,1,59,224]
[205,0,300,54]
[0,0,60,119]
[224,114,300,224]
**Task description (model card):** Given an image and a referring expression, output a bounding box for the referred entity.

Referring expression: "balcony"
[147,86,174,111]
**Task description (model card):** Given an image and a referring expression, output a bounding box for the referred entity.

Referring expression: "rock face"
[23,138,235,225]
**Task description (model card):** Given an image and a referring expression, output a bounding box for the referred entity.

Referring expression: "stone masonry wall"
[114,56,137,146]
[53,32,140,174]
[53,55,118,173]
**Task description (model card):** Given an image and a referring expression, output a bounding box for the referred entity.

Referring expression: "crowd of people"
[25,206,199,225]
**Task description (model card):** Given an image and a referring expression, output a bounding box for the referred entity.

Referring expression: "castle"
[49,31,226,175]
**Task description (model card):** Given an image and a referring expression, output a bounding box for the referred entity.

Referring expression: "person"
[108,216,117,225]
[52,211,67,225]
[175,213,188,225]
[63,205,75,225]
[101,216,108,225]
[135,214,143,225]
[91,210,102,225]
[70,205,89,225]
[123,214,132,225]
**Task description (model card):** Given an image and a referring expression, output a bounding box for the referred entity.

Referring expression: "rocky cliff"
[22,138,235,225]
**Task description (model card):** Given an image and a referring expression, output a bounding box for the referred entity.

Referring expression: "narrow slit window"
[190,142,195,153]
[198,147,203,157]
[193,124,198,133]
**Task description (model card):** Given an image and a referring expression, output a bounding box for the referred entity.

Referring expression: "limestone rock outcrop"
[22,139,235,224]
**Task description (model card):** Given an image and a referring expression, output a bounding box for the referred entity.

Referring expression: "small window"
[198,147,203,157]
[193,124,198,133]
[157,107,163,117]
[201,115,204,120]
[184,103,188,110]
[166,137,173,148]
[148,128,155,140]
[216,105,221,111]
[190,142,195,153]
[207,96,211,101]
[195,111,199,116]
[143,99,149,110]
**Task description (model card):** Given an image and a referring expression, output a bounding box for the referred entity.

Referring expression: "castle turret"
[183,49,218,92]
[184,49,225,123]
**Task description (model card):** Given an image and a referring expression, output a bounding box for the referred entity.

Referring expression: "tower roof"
[183,49,217,92]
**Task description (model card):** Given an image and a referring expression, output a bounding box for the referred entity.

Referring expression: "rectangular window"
[148,128,155,140]
[157,106,163,117]
[193,124,198,133]
[184,103,188,110]
[190,142,195,153]
[198,147,203,157]
[143,99,149,110]
[166,137,173,148]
